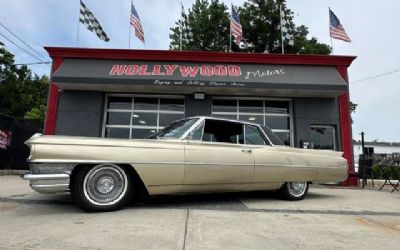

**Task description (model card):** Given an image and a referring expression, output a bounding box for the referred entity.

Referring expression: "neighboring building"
[353,143,400,172]
[44,47,356,185]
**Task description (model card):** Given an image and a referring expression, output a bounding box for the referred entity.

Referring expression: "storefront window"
[104,95,185,139]
[107,97,132,110]
[160,98,184,112]
[105,127,130,139]
[132,112,157,127]
[212,99,237,113]
[274,132,291,146]
[310,125,336,150]
[159,113,184,127]
[239,100,263,113]
[134,97,158,110]
[106,112,131,125]
[239,115,264,125]
[265,101,289,114]
[264,116,290,130]
[212,98,292,146]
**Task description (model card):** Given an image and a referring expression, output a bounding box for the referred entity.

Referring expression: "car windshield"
[149,118,199,139]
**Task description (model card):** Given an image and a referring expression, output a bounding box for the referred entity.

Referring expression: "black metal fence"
[0,114,43,170]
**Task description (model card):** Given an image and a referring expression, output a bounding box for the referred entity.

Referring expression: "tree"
[349,101,358,124]
[170,0,331,54]
[0,42,49,121]
[170,0,230,51]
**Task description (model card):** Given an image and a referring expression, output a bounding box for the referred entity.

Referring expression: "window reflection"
[265,116,289,130]
[105,128,130,139]
[134,97,158,110]
[310,126,336,150]
[107,112,131,125]
[105,96,185,139]
[132,113,157,126]
[108,97,132,110]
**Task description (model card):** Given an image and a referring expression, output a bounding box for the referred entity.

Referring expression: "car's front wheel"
[279,181,309,200]
[71,164,134,212]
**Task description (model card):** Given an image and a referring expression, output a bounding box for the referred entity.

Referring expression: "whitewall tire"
[279,182,309,200]
[71,164,134,212]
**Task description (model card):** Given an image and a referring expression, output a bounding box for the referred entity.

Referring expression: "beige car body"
[24,117,348,195]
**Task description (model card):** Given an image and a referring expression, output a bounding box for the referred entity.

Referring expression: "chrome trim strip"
[28,160,344,169]
[31,184,69,188]
[30,183,69,194]
[29,159,185,164]
[23,173,70,181]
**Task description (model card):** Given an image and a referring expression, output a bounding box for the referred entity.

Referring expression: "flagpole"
[280,4,284,54]
[179,2,183,51]
[329,7,333,54]
[180,30,182,51]
[76,0,81,47]
[128,0,132,48]
[229,4,232,52]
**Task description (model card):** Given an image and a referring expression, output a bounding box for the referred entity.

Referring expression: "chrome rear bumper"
[22,173,70,194]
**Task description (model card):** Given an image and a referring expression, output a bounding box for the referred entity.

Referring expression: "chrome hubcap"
[97,177,115,194]
[287,182,307,197]
[83,165,127,205]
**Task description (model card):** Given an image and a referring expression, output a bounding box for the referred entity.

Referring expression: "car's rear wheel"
[279,181,309,200]
[71,164,134,212]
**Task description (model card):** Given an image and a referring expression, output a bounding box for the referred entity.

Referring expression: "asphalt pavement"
[0,175,399,250]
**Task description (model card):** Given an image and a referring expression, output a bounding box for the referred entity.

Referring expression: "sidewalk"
[0,175,399,249]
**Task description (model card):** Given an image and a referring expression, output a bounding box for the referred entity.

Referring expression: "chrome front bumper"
[22,173,70,194]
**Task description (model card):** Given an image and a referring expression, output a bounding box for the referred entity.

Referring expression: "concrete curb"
[0,170,29,176]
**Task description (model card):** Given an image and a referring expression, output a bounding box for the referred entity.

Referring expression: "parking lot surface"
[0,175,399,250]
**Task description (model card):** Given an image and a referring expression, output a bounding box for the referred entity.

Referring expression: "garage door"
[212,98,293,146]
[103,95,185,139]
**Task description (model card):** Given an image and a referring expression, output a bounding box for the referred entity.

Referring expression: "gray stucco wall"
[54,92,342,150]
[55,90,104,137]
[292,97,341,150]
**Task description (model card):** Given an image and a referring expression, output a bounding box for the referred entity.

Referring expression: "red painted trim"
[45,47,356,67]
[43,57,63,135]
[337,66,358,186]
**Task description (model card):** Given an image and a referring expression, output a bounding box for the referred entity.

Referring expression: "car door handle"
[242,149,252,153]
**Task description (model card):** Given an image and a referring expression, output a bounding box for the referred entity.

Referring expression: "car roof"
[187,116,262,127]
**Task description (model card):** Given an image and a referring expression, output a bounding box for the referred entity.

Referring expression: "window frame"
[211,97,294,146]
[102,94,185,139]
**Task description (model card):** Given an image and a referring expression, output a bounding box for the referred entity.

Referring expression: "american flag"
[230,4,242,44]
[329,8,351,42]
[130,2,145,43]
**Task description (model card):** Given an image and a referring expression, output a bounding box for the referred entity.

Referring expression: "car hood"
[26,135,182,148]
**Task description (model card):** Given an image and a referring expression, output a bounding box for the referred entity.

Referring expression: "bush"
[372,165,400,180]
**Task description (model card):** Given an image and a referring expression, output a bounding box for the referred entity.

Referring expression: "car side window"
[245,125,267,145]
[202,119,244,144]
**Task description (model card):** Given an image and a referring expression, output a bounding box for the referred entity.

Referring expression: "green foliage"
[170,0,230,51]
[24,104,47,120]
[350,101,358,114]
[0,42,49,121]
[170,0,331,54]
[372,165,400,180]
[349,101,358,124]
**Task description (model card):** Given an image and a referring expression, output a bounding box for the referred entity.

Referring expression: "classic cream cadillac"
[23,117,348,211]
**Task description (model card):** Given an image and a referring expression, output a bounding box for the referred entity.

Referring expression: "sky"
[0,0,399,142]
